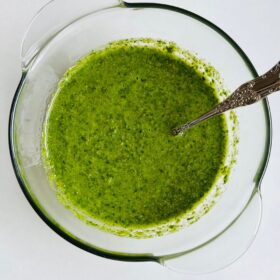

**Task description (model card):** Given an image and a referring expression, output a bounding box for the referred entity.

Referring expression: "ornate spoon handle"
[173,62,280,135]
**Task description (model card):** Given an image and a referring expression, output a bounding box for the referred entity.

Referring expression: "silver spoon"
[173,62,280,135]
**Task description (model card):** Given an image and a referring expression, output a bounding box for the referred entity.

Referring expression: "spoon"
[172,61,280,135]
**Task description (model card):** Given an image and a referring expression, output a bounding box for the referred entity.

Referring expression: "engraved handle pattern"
[173,62,280,135]
[216,61,280,112]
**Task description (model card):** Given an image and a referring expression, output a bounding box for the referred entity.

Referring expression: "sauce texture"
[42,39,228,237]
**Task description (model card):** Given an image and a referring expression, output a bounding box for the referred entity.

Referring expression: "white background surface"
[1,0,280,279]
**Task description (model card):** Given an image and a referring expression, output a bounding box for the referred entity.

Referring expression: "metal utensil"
[173,62,280,135]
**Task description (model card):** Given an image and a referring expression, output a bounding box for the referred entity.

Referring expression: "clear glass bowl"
[9,0,271,273]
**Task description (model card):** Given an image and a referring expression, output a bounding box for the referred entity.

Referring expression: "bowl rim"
[8,1,272,262]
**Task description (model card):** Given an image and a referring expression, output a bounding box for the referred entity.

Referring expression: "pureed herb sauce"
[42,39,229,238]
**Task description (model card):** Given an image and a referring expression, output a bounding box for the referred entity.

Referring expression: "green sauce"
[42,39,228,237]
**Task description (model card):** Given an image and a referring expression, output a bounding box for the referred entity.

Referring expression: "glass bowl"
[9,0,271,273]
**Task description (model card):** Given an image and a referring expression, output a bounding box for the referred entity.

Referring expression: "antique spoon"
[172,61,280,135]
